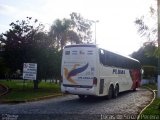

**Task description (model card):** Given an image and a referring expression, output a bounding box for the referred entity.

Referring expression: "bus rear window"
[65,49,95,57]
[79,50,85,55]
[87,50,93,55]
[72,51,78,55]
[65,51,70,55]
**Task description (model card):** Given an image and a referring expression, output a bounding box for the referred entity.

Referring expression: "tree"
[135,0,160,97]
[131,42,157,67]
[135,3,157,42]
[134,2,158,62]
[49,12,93,50]
[0,13,93,85]
[0,17,63,84]
[131,42,158,79]
[1,17,45,74]
[70,12,92,43]
[0,57,7,78]
[49,19,77,50]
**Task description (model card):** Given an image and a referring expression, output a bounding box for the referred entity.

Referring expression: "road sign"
[23,63,37,80]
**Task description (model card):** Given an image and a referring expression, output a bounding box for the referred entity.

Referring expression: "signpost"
[23,63,38,89]
[23,63,37,80]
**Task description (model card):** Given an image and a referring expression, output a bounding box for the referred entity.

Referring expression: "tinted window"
[99,49,140,69]
[65,51,70,55]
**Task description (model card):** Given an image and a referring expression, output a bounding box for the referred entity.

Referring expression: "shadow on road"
[62,90,137,104]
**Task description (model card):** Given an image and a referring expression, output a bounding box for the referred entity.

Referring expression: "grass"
[141,84,157,90]
[0,80,61,102]
[139,84,160,120]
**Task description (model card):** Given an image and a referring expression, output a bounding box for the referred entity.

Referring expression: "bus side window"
[125,59,130,69]
[106,51,115,66]
[99,49,105,65]
[114,55,119,67]
[110,52,117,67]
[119,55,126,68]
[105,51,110,66]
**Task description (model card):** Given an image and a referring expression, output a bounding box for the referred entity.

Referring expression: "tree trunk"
[34,80,38,89]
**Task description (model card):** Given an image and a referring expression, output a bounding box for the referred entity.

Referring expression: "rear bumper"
[61,84,96,96]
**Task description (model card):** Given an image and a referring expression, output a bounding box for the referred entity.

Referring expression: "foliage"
[49,12,93,50]
[0,17,61,81]
[1,17,44,72]
[0,57,10,78]
[131,42,158,78]
[0,13,92,81]
[142,65,157,79]
[134,1,160,59]
[131,43,157,67]
[49,18,78,50]
[135,3,157,42]
[70,12,92,43]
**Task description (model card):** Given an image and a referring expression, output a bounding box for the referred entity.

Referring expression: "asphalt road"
[0,88,153,120]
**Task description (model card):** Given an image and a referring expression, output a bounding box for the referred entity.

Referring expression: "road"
[0,88,153,120]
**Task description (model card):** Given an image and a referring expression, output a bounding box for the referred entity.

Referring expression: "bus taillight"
[93,77,97,86]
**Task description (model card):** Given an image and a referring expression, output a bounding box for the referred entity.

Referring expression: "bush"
[142,65,157,79]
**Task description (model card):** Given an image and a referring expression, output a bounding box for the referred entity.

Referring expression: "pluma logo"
[64,63,89,84]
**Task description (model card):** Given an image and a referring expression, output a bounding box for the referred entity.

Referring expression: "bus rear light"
[93,77,97,86]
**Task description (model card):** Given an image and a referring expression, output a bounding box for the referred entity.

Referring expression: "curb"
[137,87,156,120]
[0,83,9,96]
[0,93,65,104]
[0,83,66,104]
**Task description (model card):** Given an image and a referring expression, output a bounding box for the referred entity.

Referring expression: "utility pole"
[157,0,160,98]
[91,20,99,44]
[94,20,99,44]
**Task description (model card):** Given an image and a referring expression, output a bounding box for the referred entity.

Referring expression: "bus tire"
[78,95,85,99]
[113,85,119,98]
[133,87,136,91]
[107,85,113,99]
[133,82,138,91]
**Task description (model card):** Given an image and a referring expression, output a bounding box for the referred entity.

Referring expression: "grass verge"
[139,84,160,120]
[0,80,61,102]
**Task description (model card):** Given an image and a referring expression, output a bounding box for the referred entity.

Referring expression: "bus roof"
[108,50,140,63]
[64,44,140,64]
[64,44,96,48]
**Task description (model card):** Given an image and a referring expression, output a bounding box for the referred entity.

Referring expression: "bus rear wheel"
[133,87,136,91]
[78,95,85,99]
[113,85,119,98]
[107,86,113,99]
[133,82,138,91]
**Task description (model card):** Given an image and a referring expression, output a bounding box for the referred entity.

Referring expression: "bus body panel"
[98,65,133,96]
[61,44,141,97]
[61,45,98,95]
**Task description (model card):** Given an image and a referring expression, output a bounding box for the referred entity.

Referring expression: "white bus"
[61,44,141,99]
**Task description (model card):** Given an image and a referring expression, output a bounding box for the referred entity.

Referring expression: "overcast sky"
[0,0,155,55]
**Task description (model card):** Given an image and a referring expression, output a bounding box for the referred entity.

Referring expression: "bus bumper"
[61,85,97,96]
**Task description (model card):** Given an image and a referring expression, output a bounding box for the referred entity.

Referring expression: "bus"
[61,44,141,99]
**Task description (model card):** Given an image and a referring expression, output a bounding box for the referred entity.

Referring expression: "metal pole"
[95,22,97,44]
[157,0,160,98]
[92,20,99,44]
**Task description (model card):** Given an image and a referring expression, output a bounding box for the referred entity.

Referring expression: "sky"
[0,0,156,55]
